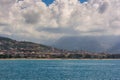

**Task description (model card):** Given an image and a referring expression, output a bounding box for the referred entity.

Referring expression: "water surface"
[0,60,120,80]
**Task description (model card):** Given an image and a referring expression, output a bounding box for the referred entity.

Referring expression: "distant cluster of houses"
[0,48,120,59]
[0,47,93,58]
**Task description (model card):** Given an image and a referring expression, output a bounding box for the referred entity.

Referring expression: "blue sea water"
[0,60,120,80]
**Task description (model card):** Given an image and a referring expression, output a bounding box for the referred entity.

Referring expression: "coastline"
[0,58,120,60]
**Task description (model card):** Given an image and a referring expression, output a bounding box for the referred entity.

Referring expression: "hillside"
[0,36,120,59]
[0,36,54,52]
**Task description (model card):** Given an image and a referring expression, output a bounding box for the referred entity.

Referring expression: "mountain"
[52,36,120,53]
[0,36,54,52]
[0,36,120,59]
[1,36,120,54]
[0,36,66,58]
[108,42,120,53]
[52,36,103,52]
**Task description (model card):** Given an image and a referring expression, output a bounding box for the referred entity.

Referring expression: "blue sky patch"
[42,0,88,6]
[42,0,54,6]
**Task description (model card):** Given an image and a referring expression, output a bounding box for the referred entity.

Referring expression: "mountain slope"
[108,42,120,53]
[0,36,54,52]
[52,36,120,53]
[53,36,104,52]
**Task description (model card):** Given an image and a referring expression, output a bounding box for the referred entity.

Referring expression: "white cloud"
[0,0,120,43]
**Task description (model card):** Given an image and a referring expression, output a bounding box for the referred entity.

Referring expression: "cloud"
[98,2,109,13]
[0,0,16,17]
[23,11,40,24]
[0,0,120,44]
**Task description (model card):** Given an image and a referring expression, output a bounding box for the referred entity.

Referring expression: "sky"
[0,0,120,49]
[42,0,88,5]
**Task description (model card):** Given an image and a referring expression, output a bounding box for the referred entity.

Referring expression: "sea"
[0,59,120,80]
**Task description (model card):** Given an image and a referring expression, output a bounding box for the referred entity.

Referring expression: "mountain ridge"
[52,36,120,54]
[0,36,120,59]
[0,36,53,51]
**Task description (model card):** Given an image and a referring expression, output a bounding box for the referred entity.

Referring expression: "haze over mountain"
[108,42,120,53]
[52,36,120,53]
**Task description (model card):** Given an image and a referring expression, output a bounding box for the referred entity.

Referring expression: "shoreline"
[0,58,120,60]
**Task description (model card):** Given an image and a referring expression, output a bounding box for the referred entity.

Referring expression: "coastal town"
[0,36,120,59]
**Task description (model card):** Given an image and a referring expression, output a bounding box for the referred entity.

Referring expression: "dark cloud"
[37,27,79,34]
[17,0,24,3]
[88,29,106,33]
[23,12,40,24]
[0,23,13,33]
[0,23,9,26]
[99,2,109,13]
